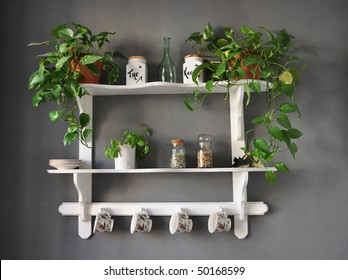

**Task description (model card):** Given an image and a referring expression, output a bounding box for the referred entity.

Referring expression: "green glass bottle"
[159,37,177,82]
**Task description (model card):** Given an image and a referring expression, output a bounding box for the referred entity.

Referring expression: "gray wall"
[1,0,347,259]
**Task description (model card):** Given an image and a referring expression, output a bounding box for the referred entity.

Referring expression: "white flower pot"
[114,144,136,169]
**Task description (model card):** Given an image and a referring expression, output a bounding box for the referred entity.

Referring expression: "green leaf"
[277,114,292,129]
[216,62,226,76]
[275,162,289,172]
[287,128,303,139]
[203,23,214,41]
[281,130,291,145]
[28,72,44,89]
[57,28,74,39]
[253,139,270,154]
[32,92,43,107]
[251,117,265,125]
[287,67,300,85]
[288,143,298,159]
[63,131,77,146]
[224,28,234,39]
[55,55,71,71]
[83,128,93,140]
[248,81,261,93]
[63,78,80,98]
[113,50,127,60]
[245,84,251,106]
[205,80,214,92]
[86,63,100,76]
[49,110,62,123]
[265,170,276,184]
[243,55,262,66]
[184,96,195,111]
[79,113,90,128]
[280,103,298,113]
[269,126,283,141]
[192,63,208,84]
[80,55,102,65]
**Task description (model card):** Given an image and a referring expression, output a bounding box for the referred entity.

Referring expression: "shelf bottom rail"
[58,201,268,216]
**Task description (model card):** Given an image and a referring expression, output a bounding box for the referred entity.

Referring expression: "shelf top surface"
[47,167,276,174]
[81,80,268,96]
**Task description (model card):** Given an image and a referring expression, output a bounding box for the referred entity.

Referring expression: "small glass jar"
[170,139,186,168]
[183,54,204,84]
[197,134,213,168]
[126,56,147,86]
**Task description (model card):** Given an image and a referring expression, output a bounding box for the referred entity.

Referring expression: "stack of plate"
[49,159,83,170]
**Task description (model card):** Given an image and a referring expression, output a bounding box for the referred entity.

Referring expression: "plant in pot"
[185,23,305,183]
[28,23,126,147]
[104,125,151,169]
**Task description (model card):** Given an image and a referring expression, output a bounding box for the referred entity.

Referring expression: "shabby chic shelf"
[48,81,273,239]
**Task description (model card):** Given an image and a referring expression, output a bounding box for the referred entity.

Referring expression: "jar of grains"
[197,134,213,168]
[170,139,186,168]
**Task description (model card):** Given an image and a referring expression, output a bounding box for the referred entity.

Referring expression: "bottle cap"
[171,139,184,145]
[128,55,146,61]
[184,53,202,60]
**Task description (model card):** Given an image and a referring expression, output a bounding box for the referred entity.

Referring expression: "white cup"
[93,208,114,233]
[169,210,193,234]
[130,210,152,234]
[208,209,231,233]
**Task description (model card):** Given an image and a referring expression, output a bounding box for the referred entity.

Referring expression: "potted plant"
[185,23,305,183]
[103,125,151,169]
[28,23,126,147]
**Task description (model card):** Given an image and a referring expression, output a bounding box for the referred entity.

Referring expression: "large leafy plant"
[185,23,305,183]
[28,23,126,147]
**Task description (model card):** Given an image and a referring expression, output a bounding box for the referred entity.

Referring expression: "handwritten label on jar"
[183,54,203,84]
[126,56,147,86]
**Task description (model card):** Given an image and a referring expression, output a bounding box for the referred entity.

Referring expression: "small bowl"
[49,159,83,170]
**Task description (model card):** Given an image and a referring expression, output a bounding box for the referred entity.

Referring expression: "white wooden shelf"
[82,80,268,96]
[49,81,273,239]
[48,167,275,174]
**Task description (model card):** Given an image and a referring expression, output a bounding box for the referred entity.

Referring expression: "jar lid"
[197,134,211,142]
[184,53,202,59]
[171,139,184,145]
[128,55,146,61]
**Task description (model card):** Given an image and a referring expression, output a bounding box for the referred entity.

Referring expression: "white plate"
[49,159,82,170]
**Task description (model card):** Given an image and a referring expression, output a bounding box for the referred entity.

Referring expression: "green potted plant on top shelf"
[185,23,305,183]
[104,125,151,169]
[28,23,126,147]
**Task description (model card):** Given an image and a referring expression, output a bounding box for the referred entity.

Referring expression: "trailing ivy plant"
[28,23,126,147]
[104,125,151,160]
[185,23,305,183]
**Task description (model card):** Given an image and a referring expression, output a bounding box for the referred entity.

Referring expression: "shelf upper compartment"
[47,167,276,174]
[81,80,268,96]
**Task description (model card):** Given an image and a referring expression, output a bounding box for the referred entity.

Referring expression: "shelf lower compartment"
[48,167,276,174]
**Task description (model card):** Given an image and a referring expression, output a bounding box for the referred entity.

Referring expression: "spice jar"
[197,134,213,168]
[183,54,204,84]
[126,56,147,86]
[170,139,186,168]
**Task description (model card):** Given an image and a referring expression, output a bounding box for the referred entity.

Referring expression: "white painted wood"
[47,167,276,174]
[58,201,268,217]
[49,82,274,239]
[72,173,92,239]
[82,80,268,96]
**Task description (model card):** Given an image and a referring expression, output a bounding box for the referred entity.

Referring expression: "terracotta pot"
[71,58,103,84]
[229,53,261,80]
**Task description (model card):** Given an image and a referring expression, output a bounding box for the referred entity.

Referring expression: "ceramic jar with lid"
[183,54,204,84]
[126,56,147,86]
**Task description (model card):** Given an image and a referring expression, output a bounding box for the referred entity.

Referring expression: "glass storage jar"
[170,139,186,168]
[197,134,213,168]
